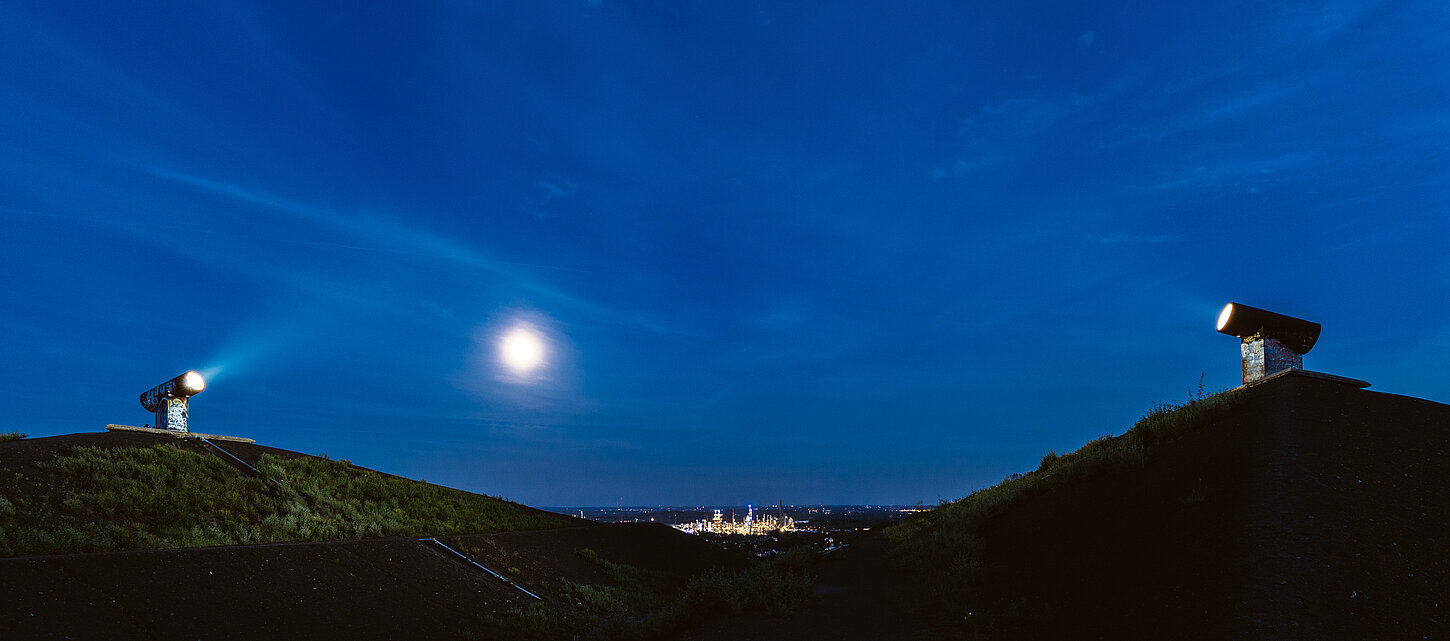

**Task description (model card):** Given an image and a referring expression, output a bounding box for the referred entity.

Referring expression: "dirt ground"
[673,530,933,641]
[0,431,745,640]
[677,373,1450,640]
[964,373,1450,640]
[0,522,746,640]
[4,372,1447,640]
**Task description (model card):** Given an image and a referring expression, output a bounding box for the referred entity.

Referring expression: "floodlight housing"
[1215,302,1320,354]
[1216,303,1321,384]
[140,371,206,432]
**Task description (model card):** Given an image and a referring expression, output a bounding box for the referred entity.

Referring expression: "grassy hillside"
[0,440,579,557]
[884,386,1246,607]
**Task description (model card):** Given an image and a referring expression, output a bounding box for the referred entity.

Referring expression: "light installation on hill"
[139,371,206,432]
[1215,302,1321,384]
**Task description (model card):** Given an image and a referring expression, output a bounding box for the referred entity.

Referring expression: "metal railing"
[420,537,543,601]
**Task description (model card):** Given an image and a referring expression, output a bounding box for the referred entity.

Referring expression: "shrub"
[562,578,631,615]
[1038,451,1060,473]
[884,385,1246,618]
[2,443,577,557]
[0,432,26,442]
[679,563,813,617]
[559,544,818,640]
[487,602,554,640]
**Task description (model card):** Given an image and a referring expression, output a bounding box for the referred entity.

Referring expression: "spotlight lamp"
[1215,303,1321,384]
[140,371,206,432]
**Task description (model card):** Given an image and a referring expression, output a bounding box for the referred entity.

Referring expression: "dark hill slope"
[0,431,583,556]
[973,373,1450,640]
[0,432,749,640]
[0,523,742,641]
[678,372,1450,641]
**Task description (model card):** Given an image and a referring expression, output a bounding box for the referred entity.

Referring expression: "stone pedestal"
[1241,337,1303,384]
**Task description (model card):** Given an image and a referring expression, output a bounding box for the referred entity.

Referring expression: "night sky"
[3,2,1447,507]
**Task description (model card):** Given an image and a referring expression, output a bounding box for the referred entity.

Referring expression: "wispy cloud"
[140,165,603,295]
[1266,0,1374,43]
[0,5,185,126]
[806,163,858,186]
[1078,31,1096,48]
[702,383,736,406]
[929,157,999,180]
[1089,231,1182,245]
[930,96,1074,179]
[535,178,578,201]
[1133,153,1314,194]
[1124,82,1308,143]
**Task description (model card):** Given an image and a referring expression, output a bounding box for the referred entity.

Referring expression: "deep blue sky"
[3,2,1447,506]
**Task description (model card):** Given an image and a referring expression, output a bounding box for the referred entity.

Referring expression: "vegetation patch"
[884,383,1246,613]
[565,547,679,614]
[558,544,816,640]
[677,546,815,617]
[0,443,577,557]
[0,432,26,442]
[479,602,558,641]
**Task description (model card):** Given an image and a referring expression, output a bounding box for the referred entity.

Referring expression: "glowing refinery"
[673,504,796,536]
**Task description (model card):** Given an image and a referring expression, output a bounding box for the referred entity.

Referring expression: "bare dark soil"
[677,373,1450,640]
[960,374,1450,640]
[0,431,746,640]
[4,373,1447,640]
[0,522,745,640]
[674,530,932,640]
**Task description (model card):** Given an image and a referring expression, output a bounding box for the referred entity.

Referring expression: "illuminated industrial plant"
[139,371,206,432]
[673,504,797,536]
[1216,302,1321,384]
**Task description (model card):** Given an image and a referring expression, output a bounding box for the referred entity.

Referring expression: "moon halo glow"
[499,325,546,376]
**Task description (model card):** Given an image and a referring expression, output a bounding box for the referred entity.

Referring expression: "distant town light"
[139,371,206,432]
[1216,302,1321,384]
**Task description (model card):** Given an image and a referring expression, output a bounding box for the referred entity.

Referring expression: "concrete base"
[1235,368,1370,391]
[104,424,256,443]
[1241,337,1303,384]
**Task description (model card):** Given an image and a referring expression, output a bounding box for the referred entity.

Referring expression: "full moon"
[499,326,546,374]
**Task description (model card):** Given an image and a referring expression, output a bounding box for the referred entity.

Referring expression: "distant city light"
[139,370,207,432]
[674,504,797,536]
